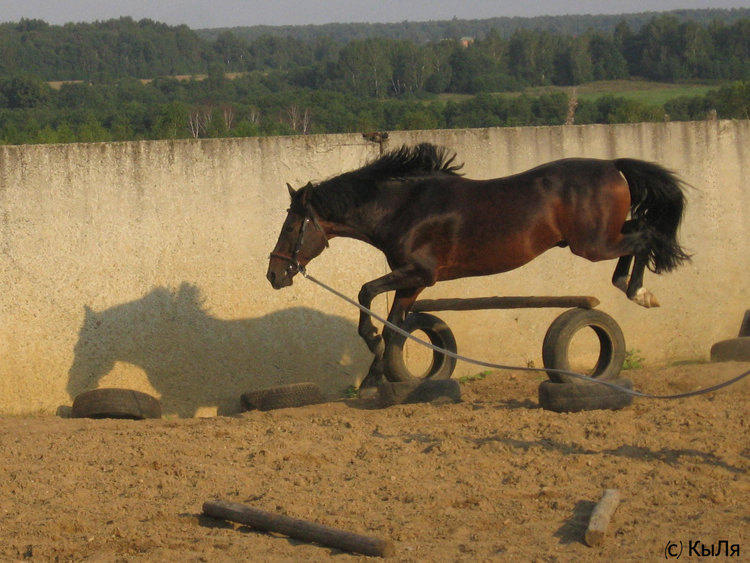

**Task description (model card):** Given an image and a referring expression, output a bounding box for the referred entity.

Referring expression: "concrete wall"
[1,121,748,416]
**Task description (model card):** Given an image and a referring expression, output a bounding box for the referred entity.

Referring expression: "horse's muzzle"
[267,269,293,289]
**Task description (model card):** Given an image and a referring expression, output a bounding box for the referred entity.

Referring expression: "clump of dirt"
[1,361,748,561]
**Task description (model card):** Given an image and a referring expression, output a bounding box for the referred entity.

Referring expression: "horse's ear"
[83,305,100,328]
[300,182,314,206]
[286,183,296,200]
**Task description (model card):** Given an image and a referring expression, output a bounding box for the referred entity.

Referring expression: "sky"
[0,0,748,29]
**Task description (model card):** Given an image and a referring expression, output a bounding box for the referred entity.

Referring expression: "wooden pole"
[584,489,621,547]
[411,295,599,313]
[203,499,395,558]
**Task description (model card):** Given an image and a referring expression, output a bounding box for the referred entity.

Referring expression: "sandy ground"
[1,361,748,561]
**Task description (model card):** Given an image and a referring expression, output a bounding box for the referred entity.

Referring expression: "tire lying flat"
[71,388,162,420]
[538,377,634,413]
[739,310,750,337]
[710,337,750,362]
[241,383,324,411]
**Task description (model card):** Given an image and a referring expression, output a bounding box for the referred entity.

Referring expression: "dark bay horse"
[267,143,689,386]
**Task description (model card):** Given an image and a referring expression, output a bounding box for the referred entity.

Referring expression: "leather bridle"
[269,205,329,275]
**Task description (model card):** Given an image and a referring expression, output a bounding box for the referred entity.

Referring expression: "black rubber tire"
[710,337,750,362]
[538,377,634,413]
[383,313,457,382]
[241,383,324,411]
[71,388,162,420]
[542,308,626,383]
[377,379,461,407]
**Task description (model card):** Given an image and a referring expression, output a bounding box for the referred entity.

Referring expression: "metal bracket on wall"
[362,131,389,155]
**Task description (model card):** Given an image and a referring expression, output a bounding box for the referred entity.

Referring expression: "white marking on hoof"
[632,288,660,308]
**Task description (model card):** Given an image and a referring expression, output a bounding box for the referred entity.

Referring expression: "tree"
[710,80,750,119]
[508,29,559,86]
[337,39,393,98]
[76,114,110,143]
[285,104,312,134]
[1,74,52,109]
[390,41,432,96]
[424,41,455,93]
[553,36,593,85]
[154,100,190,139]
[663,95,710,120]
[681,21,715,78]
[589,33,629,80]
[576,95,663,124]
[613,21,638,74]
[448,46,487,93]
[636,16,686,81]
[214,31,248,71]
[206,62,228,92]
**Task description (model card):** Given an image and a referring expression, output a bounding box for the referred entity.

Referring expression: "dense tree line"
[0,12,748,145]
[1,13,749,86]
[199,9,750,44]
[1,67,748,146]
[0,18,207,81]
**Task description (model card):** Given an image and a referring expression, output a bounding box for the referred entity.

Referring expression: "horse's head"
[267,182,330,289]
[67,284,212,401]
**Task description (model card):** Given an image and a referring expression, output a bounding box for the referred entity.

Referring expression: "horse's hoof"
[359,371,385,390]
[632,288,660,308]
[360,355,386,389]
[357,386,379,399]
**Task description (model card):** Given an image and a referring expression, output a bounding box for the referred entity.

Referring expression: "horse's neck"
[326,218,378,246]
[321,180,415,249]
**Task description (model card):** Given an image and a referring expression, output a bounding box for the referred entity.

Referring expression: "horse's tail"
[614,158,691,273]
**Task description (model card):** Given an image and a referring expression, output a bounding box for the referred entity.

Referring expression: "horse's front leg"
[383,286,424,347]
[357,268,431,388]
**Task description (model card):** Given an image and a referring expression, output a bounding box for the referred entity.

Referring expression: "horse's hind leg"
[611,253,659,307]
[608,220,660,308]
[612,255,632,293]
[626,256,660,308]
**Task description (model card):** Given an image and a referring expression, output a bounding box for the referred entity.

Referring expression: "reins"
[299,267,750,400]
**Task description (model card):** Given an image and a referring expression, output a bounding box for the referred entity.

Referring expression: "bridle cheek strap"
[269,208,329,273]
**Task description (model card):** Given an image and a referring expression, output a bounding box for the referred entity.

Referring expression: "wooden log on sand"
[203,499,395,558]
[584,489,621,547]
[412,295,599,313]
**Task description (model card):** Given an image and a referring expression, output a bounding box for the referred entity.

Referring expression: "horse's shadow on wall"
[66,282,371,417]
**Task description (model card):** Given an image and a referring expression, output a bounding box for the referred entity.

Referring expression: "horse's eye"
[285,225,295,233]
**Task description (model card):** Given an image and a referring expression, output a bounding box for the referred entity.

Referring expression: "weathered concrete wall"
[1,121,748,416]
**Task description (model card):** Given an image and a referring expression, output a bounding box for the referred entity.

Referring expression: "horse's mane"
[297,143,463,221]
[359,143,463,179]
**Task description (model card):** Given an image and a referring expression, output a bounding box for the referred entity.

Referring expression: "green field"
[552,80,721,106]
[438,80,725,106]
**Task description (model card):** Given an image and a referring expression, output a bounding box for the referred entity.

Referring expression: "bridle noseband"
[269,205,329,275]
